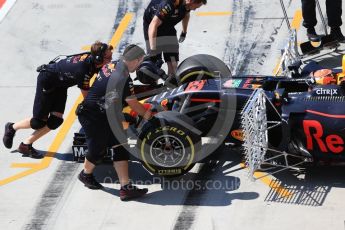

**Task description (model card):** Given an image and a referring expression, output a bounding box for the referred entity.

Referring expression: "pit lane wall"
[0,0,16,23]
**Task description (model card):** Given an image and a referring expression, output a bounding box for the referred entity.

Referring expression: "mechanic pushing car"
[2,41,113,158]
[77,44,151,201]
[143,0,207,78]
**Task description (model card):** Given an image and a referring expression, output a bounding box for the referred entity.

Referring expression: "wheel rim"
[150,135,186,167]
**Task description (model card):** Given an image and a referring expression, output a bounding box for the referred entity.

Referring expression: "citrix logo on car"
[315,88,338,96]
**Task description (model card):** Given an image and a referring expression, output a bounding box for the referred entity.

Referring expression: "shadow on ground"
[10,148,74,161]
[304,48,345,69]
[264,166,345,206]
[93,145,259,206]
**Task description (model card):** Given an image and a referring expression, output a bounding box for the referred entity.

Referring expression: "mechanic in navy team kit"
[77,44,151,201]
[2,41,113,158]
[143,0,207,77]
[301,0,344,42]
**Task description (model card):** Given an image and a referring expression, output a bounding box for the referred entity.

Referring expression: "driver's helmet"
[136,57,168,85]
[313,69,336,85]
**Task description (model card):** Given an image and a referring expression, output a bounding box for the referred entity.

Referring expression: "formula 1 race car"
[72,50,345,178]
[242,80,345,180]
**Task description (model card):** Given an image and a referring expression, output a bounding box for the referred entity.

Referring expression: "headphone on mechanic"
[92,43,108,63]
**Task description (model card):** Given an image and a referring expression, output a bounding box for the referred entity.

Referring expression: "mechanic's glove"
[155,58,164,68]
[179,32,187,43]
[145,50,160,65]
[148,47,159,58]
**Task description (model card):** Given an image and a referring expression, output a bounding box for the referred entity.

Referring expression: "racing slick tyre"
[176,54,231,85]
[137,111,201,177]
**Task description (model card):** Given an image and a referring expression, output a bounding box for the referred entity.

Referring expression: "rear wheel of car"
[137,111,201,177]
[176,54,232,85]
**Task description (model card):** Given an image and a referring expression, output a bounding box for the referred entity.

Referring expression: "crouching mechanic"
[143,0,207,77]
[77,44,151,201]
[2,41,113,158]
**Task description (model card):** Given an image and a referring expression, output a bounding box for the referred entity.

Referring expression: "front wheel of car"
[137,111,201,177]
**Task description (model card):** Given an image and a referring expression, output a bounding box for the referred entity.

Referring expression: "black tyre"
[137,111,201,177]
[176,54,231,85]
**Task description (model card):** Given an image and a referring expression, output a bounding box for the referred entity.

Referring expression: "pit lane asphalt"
[1,0,345,230]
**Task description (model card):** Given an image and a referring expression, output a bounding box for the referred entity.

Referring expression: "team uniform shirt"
[78,59,133,163]
[84,59,135,111]
[42,54,98,90]
[144,0,189,29]
[33,54,99,119]
[143,0,188,62]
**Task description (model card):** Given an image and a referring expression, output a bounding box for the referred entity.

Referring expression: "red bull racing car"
[72,53,345,178]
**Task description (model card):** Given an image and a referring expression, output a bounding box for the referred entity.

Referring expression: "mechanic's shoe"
[307,28,321,42]
[78,170,104,190]
[3,122,16,149]
[330,27,345,42]
[120,184,148,201]
[17,142,44,159]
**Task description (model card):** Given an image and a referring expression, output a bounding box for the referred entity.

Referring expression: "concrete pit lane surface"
[1,0,345,230]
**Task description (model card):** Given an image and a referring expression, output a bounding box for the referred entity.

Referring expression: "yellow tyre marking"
[180,71,214,83]
[140,138,156,173]
[183,136,194,170]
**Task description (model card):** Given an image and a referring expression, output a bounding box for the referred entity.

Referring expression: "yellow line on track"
[291,10,302,31]
[0,13,134,186]
[272,57,283,76]
[253,171,293,198]
[196,11,232,16]
[240,163,293,197]
[81,45,91,51]
[109,13,133,48]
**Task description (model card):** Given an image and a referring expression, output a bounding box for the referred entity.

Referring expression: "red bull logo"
[303,120,344,154]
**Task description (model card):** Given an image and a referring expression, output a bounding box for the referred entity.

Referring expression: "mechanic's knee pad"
[30,118,46,130]
[85,150,105,165]
[112,149,130,161]
[47,114,63,130]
